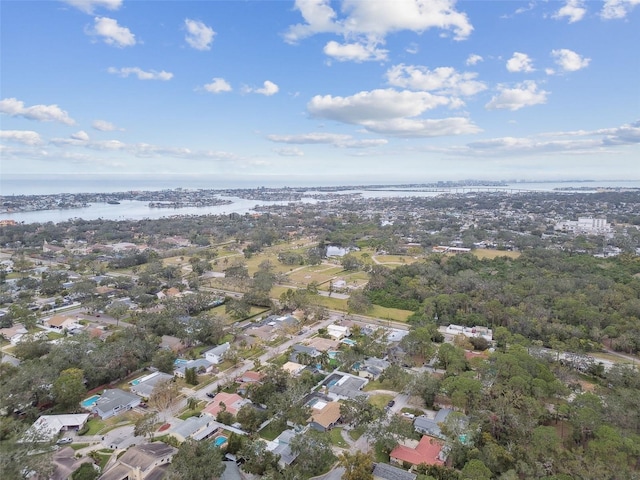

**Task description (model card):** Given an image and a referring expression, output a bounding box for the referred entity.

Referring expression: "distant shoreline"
[2,174,638,197]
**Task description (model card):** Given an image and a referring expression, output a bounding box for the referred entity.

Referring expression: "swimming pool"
[130,379,141,386]
[328,351,339,359]
[174,359,188,366]
[214,436,227,447]
[341,338,357,346]
[81,394,100,408]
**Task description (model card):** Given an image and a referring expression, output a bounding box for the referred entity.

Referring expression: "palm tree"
[297,352,311,365]
[318,351,331,370]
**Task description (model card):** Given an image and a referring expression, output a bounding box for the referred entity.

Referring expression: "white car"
[56,437,73,445]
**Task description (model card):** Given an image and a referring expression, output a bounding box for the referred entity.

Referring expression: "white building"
[327,324,350,340]
[555,217,611,235]
[445,324,493,342]
[203,342,230,365]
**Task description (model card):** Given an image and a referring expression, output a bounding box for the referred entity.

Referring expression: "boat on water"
[107,200,121,205]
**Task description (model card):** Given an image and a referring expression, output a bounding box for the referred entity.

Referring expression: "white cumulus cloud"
[247,81,279,96]
[71,130,90,141]
[184,19,215,51]
[0,130,43,145]
[203,78,232,93]
[323,40,388,62]
[0,97,75,124]
[485,81,549,111]
[90,16,136,47]
[466,54,483,66]
[361,117,481,137]
[601,0,640,19]
[92,119,118,131]
[553,0,587,23]
[506,52,535,73]
[550,49,591,73]
[63,0,122,14]
[386,64,486,96]
[107,67,173,80]
[307,88,479,137]
[285,0,473,52]
[308,89,451,124]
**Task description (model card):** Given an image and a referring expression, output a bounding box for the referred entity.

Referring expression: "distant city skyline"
[1,0,639,184]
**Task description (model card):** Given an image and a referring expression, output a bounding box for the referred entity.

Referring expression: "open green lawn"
[329,427,349,448]
[373,255,420,265]
[368,305,413,322]
[285,265,345,286]
[312,295,349,311]
[80,418,106,436]
[368,393,395,410]
[178,409,202,420]
[259,421,286,441]
[472,249,521,260]
[349,426,365,441]
[69,443,91,450]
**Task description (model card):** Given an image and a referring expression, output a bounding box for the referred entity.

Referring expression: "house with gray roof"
[266,429,299,469]
[414,409,467,440]
[290,344,320,363]
[174,358,214,378]
[130,371,174,398]
[373,463,417,480]
[93,389,140,419]
[325,372,368,400]
[171,415,220,442]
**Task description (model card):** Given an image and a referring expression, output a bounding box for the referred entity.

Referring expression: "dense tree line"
[366,251,640,354]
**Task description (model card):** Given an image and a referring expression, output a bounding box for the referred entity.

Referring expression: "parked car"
[206,392,215,398]
[387,400,395,408]
[56,438,73,445]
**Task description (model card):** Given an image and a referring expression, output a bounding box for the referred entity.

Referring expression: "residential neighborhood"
[0,185,639,479]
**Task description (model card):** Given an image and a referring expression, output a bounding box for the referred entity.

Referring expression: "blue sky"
[1,0,639,186]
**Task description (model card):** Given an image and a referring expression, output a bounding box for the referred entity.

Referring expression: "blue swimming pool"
[341,338,356,346]
[81,395,100,408]
[130,379,141,386]
[214,436,227,447]
[174,359,188,366]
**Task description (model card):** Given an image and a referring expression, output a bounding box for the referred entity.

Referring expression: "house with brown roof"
[307,400,342,432]
[0,323,28,345]
[237,370,264,384]
[44,315,76,330]
[99,442,177,480]
[51,446,96,480]
[390,436,445,469]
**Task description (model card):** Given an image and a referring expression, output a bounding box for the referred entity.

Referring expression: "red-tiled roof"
[390,436,444,466]
[202,392,245,417]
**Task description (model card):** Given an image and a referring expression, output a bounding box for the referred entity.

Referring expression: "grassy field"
[368,393,394,409]
[329,427,349,448]
[373,255,420,265]
[284,265,345,286]
[472,249,521,259]
[258,421,286,441]
[368,305,413,322]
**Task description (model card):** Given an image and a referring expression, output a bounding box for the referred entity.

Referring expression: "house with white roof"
[204,342,230,364]
[22,414,90,442]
